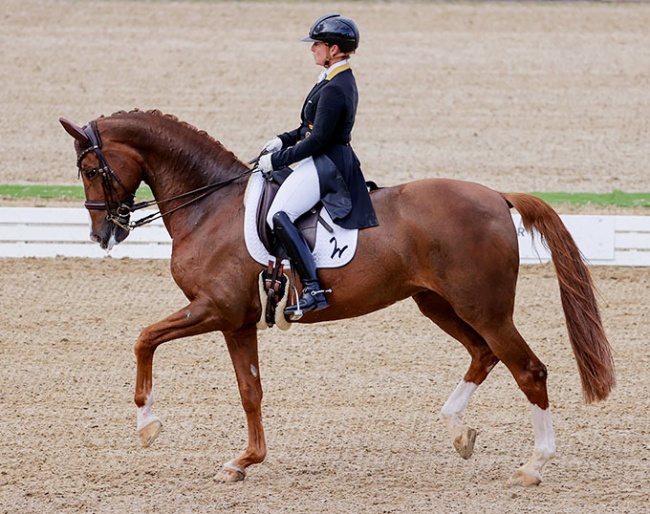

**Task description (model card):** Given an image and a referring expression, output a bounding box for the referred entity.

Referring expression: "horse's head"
[59,117,144,250]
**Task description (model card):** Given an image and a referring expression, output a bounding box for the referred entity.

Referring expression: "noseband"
[77,120,135,231]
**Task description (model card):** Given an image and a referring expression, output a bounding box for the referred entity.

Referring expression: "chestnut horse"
[59,110,615,487]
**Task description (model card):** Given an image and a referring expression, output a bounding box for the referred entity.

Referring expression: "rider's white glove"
[258,153,274,177]
[262,137,282,154]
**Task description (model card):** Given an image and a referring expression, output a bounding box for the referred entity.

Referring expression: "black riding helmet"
[301,13,360,54]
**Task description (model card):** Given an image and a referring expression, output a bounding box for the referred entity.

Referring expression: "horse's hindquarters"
[299,179,520,325]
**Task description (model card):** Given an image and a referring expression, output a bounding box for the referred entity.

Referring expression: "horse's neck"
[127,119,248,235]
[144,150,248,204]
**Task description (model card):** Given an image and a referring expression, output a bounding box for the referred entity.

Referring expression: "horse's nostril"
[90,231,109,249]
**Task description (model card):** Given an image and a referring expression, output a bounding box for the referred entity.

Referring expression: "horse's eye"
[85,168,98,179]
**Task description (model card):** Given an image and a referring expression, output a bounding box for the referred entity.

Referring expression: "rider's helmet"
[301,14,360,54]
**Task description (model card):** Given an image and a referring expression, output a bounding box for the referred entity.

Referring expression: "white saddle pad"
[243,172,358,268]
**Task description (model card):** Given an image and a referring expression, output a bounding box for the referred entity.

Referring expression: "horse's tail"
[503,192,615,403]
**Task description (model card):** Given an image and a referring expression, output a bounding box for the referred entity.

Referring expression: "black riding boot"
[272,211,329,315]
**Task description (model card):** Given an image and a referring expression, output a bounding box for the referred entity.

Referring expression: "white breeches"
[266,157,321,228]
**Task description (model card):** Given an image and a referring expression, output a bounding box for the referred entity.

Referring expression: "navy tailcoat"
[270,66,379,230]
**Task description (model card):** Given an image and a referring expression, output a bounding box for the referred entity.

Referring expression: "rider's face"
[311,42,329,67]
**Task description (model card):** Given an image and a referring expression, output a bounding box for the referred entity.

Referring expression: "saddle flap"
[244,172,358,270]
[255,168,320,255]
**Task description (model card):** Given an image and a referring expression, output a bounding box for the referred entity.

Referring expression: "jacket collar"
[326,62,351,81]
[317,59,351,83]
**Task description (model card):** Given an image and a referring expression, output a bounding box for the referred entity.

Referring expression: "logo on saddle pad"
[244,172,358,268]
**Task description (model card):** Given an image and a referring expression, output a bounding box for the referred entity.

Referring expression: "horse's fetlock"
[251,449,267,464]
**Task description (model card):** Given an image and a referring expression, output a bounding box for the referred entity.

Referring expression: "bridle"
[76,120,258,231]
[77,120,136,230]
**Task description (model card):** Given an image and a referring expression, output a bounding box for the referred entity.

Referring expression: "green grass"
[530,191,650,208]
[0,184,154,201]
[0,185,649,208]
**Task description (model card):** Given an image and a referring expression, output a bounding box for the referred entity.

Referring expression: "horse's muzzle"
[90,222,130,250]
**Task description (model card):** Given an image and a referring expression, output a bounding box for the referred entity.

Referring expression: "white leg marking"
[441,380,479,459]
[441,380,477,430]
[508,404,556,486]
[214,459,246,483]
[137,388,158,431]
[136,388,162,447]
[531,404,556,461]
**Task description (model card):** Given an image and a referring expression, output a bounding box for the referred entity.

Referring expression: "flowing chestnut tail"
[503,192,616,403]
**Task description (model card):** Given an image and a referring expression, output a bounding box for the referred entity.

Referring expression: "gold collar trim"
[326,63,351,81]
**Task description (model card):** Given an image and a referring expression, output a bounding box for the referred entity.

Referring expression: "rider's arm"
[271,84,345,169]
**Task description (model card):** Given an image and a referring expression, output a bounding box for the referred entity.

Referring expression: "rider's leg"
[266,157,321,227]
[266,158,329,314]
[272,211,329,314]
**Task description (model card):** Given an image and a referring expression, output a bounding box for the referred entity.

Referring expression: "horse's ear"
[59,117,88,143]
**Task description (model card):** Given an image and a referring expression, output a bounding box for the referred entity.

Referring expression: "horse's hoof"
[507,468,542,487]
[214,463,246,484]
[453,426,477,460]
[138,418,162,448]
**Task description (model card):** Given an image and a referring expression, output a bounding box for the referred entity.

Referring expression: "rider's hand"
[262,137,282,154]
[258,153,274,180]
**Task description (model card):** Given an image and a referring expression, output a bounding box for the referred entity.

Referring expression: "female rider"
[258,13,379,315]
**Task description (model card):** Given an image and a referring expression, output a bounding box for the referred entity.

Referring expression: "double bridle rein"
[76,120,257,231]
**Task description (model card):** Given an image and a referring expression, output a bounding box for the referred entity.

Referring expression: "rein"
[77,120,259,231]
[127,169,256,229]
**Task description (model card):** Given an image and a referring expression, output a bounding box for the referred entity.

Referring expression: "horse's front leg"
[214,325,266,483]
[134,298,220,448]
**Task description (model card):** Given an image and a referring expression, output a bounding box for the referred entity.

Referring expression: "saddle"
[255,167,334,259]
[250,170,378,329]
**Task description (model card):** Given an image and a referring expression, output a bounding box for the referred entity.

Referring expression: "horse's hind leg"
[413,291,500,460]
[420,286,556,485]
[477,321,556,487]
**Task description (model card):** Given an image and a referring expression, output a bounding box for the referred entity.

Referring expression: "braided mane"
[95,108,248,181]
[106,108,224,146]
